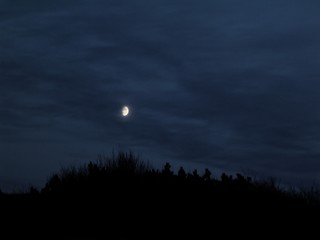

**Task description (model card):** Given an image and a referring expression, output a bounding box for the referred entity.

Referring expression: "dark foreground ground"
[0,153,319,239]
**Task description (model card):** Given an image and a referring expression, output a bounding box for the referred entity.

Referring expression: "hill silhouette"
[0,151,319,239]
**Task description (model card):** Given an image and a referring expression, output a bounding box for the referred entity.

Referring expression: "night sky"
[1,0,320,192]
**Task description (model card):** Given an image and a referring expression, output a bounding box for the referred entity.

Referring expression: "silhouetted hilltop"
[0,151,319,239]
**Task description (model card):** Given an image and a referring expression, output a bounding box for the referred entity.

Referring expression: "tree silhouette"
[162,162,173,177]
[203,168,211,181]
[178,166,186,178]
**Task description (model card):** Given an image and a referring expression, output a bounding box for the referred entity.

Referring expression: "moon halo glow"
[122,106,129,117]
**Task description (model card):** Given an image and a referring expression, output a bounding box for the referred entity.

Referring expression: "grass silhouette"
[0,151,319,238]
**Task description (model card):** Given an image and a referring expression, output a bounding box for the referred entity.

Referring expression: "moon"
[122,106,129,117]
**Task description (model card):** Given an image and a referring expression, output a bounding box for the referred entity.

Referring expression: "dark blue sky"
[1,0,320,192]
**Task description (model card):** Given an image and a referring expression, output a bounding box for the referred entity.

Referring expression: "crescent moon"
[122,106,129,117]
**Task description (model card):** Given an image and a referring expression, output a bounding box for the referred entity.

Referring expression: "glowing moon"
[122,106,129,117]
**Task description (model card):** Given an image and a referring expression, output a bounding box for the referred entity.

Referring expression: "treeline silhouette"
[0,151,319,238]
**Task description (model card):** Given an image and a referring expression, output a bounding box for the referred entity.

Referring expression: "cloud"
[1,0,320,191]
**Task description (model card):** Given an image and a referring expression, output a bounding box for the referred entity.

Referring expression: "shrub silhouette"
[1,150,319,238]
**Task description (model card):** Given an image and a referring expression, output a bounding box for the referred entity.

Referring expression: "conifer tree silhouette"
[203,168,211,181]
[178,166,186,178]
